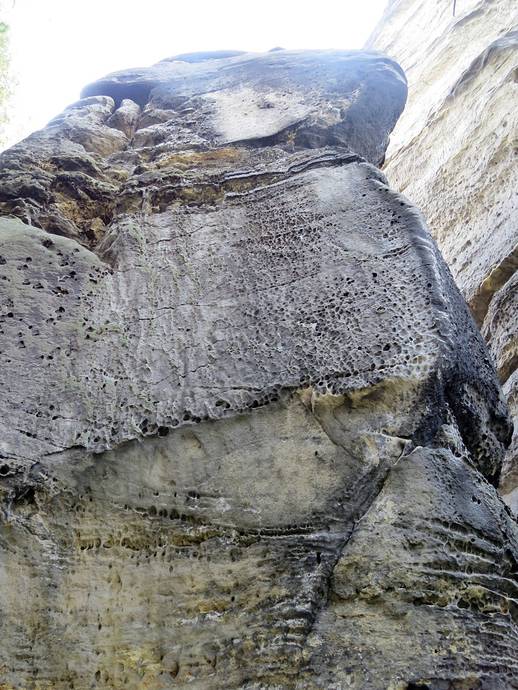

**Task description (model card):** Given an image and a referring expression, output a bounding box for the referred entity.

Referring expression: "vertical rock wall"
[367,0,518,510]
[0,48,516,688]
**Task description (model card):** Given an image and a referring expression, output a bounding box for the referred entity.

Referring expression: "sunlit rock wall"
[367,0,518,511]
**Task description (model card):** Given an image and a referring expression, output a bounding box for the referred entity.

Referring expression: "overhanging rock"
[0,49,516,690]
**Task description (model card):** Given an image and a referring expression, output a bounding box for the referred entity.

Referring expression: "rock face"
[367,0,518,511]
[0,49,516,689]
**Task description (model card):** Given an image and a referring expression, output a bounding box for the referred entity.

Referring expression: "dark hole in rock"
[14,486,36,505]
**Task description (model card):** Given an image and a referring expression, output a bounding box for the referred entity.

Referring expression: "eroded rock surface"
[0,49,516,689]
[367,0,518,510]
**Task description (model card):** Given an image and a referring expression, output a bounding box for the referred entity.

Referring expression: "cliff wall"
[0,48,516,689]
[367,0,518,510]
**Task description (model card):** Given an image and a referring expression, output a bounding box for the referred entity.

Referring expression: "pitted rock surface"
[0,48,516,690]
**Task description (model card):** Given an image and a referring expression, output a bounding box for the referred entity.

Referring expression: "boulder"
[0,48,516,689]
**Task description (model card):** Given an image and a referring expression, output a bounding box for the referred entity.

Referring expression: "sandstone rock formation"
[367,0,518,511]
[0,49,516,689]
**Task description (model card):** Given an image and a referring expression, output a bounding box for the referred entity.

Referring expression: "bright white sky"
[1,0,387,149]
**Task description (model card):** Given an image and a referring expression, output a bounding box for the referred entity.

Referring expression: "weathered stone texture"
[0,49,516,689]
[367,0,518,510]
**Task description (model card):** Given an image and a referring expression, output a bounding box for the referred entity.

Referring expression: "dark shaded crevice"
[469,243,518,327]
[80,79,160,108]
[498,352,518,388]
[294,455,405,682]
[374,178,512,485]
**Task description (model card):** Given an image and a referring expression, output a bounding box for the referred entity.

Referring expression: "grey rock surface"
[0,48,516,689]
